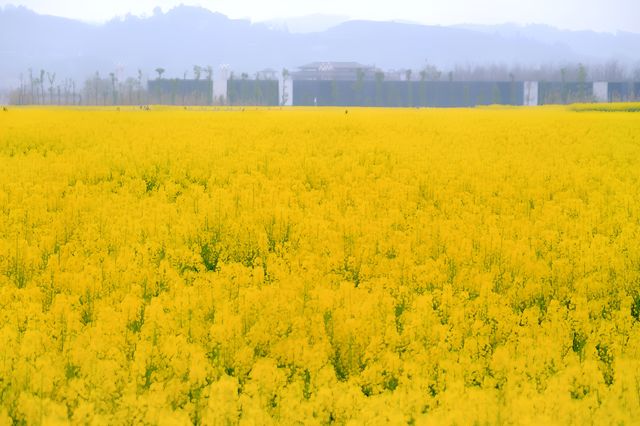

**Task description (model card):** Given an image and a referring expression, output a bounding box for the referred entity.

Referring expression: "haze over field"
[1,3,640,89]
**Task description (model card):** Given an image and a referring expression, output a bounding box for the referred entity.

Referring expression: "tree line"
[8,65,216,106]
[5,60,640,106]
[9,68,147,106]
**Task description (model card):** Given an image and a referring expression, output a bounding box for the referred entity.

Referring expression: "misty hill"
[456,23,640,64]
[264,14,350,34]
[1,5,639,87]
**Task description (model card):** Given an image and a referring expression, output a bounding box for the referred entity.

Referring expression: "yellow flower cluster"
[571,102,640,112]
[1,106,639,424]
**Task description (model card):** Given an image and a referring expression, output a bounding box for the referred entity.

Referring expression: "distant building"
[256,68,279,80]
[385,69,412,82]
[144,63,639,107]
[292,62,379,81]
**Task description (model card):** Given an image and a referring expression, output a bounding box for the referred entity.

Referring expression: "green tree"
[509,72,516,104]
[109,72,118,105]
[254,74,263,105]
[155,68,165,80]
[205,66,214,105]
[94,71,100,105]
[354,68,365,106]
[137,70,144,105]
[577,63,588,101]
[405,69,413,107]
[228,72,236,105]
[560,68,567,103]
[375,71,385,106]
[493,83,501,105]
[419,70,428,106]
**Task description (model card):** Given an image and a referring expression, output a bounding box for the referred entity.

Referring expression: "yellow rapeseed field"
[1,106,640,425]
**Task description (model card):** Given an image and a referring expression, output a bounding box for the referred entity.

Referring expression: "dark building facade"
[537,82,593,105]
[293,81,523,107]
[226,79,279,106]
[608,82,640,102]
[148,79,213,105]
[146,65,638,107]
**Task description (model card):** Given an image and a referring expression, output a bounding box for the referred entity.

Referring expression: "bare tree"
[39,70,45,104]
[182,71,188,104]
[137,70,144,104]
[47,72,56,104]
[94,72,101,105]
[423,64,441,81]
[63,79,71,105]
[110,72,117,105]
[603,60,624,81]
[33,76,41,104]
[18,73,24,105]
[28,69,34,104]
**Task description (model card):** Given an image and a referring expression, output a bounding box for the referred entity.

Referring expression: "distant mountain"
[312,20,575,68]
[1,5,639,88]
[455,23,640,64]
[263,14,350,33]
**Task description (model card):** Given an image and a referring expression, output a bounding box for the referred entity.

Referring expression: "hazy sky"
[1,0,639,32]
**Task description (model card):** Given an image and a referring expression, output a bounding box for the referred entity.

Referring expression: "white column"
[523,81,539,106]
[214,65,230,105]
[593,82,608,103]
[279,77,293,106]
[214,78,227,104]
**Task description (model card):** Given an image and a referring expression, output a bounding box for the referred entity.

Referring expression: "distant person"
[314,97,318,107]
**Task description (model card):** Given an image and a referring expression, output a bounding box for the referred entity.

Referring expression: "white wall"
[214,78,227,104]
[523,81,539,106]
[593,82,608,102]
[214,65,230,104]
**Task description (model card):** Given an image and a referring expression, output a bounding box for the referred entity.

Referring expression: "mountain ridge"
[1,5,639,88]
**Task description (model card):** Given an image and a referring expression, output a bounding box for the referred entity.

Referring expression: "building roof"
[299,62,374,71]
